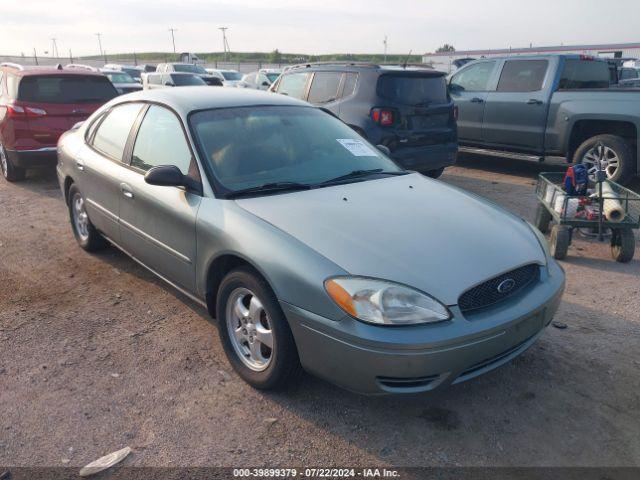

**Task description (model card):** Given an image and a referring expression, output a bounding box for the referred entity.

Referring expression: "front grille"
[458,264,539,313]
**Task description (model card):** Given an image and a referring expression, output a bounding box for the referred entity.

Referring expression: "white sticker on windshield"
[336,139,378,157]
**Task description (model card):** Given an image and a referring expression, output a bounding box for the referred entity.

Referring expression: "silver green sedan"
[57,87,565,394]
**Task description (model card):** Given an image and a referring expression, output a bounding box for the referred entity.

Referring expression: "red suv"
[0,63,118,182]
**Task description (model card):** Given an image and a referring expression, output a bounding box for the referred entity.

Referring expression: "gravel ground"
[0,155,639,470]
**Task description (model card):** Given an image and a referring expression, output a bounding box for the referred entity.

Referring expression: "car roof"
[113,86,309,115]
[0,65,106,77]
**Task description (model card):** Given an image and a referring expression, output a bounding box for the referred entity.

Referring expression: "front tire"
[0,143,26,182]
[574,134,635,185]
[216,267,302,390]
[67,184,107,251]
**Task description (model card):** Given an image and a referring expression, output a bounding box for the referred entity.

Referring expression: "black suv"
[270,63,457,177]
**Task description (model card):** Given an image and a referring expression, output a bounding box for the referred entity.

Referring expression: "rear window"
[559,59,611,89]
[172,74,206,86]
[377,74,447,105]
[18,75,117,104]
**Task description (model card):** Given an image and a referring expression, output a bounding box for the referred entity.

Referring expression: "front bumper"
[390,141,458,172]
[7,147,57,168]
[283,260,564,395]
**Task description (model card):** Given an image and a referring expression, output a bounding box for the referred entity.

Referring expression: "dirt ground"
[1,155,639,469]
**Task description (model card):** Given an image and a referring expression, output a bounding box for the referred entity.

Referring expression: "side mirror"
[376,144,391,156]
[144,165,186,188]
[261,81,270,87]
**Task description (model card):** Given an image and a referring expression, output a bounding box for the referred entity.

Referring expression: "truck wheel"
[574,134,635,185]
[549,224,571,260]
[611,228,635,263]
[68,184,108,252]
[0,143,26,182]
[534,204,552,234]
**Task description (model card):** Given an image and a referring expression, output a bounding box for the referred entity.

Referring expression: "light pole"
[169,28,177,54]
[383,36,387,63]
[219,27,230,61]
[95,33,103,58]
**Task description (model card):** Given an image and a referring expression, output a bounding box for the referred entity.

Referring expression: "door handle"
[527,99,543,105]
[470,97,484,103]
[75,160,84,171]
[120,183,134,199]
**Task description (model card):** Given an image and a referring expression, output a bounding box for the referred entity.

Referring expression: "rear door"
[118,104,201,292]
[448,61,497,142]
[79,102,144,242]
[16,75,117,146]
[481,59,551,151]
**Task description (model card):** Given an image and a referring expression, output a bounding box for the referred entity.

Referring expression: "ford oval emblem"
[497,278,516,294]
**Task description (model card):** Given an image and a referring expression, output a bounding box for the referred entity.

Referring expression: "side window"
[132,105,194,176]
[558,59,611,89]
[450,62,496,92]
[497,60,548,92]
[277,73,310,99]
[308,72,342,103]
[342,73,358,98]
[91,103,142,160]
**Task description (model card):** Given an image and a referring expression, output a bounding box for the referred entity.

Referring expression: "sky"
[2,0,639,57]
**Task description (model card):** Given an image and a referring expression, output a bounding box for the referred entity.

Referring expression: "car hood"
[235,174,545,305]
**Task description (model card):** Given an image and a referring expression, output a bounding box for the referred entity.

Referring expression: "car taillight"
[7,104,47,117]
[371,108,394,126]
[579,55,594,61]
[453,105,459,121]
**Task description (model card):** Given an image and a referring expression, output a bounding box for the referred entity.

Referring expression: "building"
[422,42,640,73]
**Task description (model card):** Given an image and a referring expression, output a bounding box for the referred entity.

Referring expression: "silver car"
[56,88,565,394]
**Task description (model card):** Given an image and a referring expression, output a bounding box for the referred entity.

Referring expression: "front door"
[449,61,497,142]
[481,59,550,151]
[118,104,201,292]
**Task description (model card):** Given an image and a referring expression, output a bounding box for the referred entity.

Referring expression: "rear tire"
[611,228,635,263]
[423,167,445,179]
[549,224,571,260]
[67,184,108,252]
[574,134,635,185]
[534,204,552,234]
[216,267,302,390]
[0,143,26,182]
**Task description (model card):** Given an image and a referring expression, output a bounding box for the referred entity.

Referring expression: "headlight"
[324,277,450,326]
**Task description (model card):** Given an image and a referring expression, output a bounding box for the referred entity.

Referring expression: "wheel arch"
[204,252,274,319]
[63,175,75,205]
[566,119,637,167]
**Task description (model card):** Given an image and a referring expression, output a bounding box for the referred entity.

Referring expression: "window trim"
[450,61,497,93]
[125,101,203,195]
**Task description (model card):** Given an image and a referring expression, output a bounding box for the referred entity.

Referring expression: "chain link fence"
[0,54,290,74]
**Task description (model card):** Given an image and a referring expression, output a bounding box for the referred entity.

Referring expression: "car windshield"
[190,106,404,194]
[265,73,280,83]
[378,74,448,105]
[174,64,207,74]
[17,75,118,103]
[221,71,242,81]
[173,74,206,86]
[106,72,135,84]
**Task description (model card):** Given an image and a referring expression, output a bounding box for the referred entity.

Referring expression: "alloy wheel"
[225,287,274,371]
[72,193,90,242]
[581,145,620,180]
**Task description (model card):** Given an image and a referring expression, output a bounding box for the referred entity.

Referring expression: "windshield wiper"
[318,169,407,186]
[225,181,312,199]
